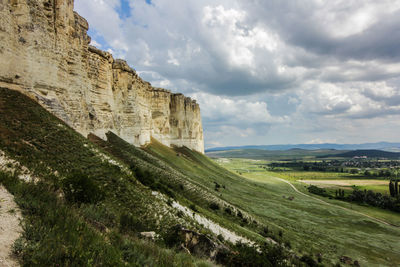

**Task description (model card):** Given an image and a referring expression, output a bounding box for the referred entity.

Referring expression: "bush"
[119,212,145,233]
[216,242,288,267]
[209,202,220,210]
[300,254,319,266]
[224,207,232,215]
[189,204,198,212]
[132,166,175,199]
[260,226,269,237]
[307,185,329,197]
[62,171,104,204]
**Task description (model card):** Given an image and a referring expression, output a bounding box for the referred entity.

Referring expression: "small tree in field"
[389,180,395,197]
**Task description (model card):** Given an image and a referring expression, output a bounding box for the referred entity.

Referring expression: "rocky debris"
[140,231,157,241]
[0,0,204,153]
[0,150,38,182]
[166,225,228,260]
[340,255,356,265]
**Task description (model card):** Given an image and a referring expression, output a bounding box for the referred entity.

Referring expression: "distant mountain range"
[205,142,400,152]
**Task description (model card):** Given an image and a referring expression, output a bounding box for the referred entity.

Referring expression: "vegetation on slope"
[0,87,215,266]
[88,134,300,266]
[0,87,304,266]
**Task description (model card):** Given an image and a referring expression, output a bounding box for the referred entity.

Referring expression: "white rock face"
[0,0,204,153]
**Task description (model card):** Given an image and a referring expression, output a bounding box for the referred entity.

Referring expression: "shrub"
[217,242,288,267]
[209,202,220,210]
[307,185,329,197]
[62,171,104,204]
[189,204,198,212]
[224,207,232,215]
[278,230,283,238]
[300,254,319,266]
[119,212,145,233]
[260,226,269,237]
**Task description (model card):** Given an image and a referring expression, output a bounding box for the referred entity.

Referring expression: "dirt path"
[0,185,21,267]
[274,177,398,228]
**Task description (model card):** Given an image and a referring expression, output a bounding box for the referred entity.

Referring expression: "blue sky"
[75,0,400,148]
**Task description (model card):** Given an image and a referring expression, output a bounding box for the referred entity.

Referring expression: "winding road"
[274,177,399,228]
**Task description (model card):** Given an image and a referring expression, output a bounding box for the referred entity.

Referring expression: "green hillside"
[0,88,293,266]
[0,87,221,266]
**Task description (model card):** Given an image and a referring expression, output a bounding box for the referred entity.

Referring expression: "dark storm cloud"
[244,0,400,62]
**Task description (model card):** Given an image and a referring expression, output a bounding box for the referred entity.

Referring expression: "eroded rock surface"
[0,0,204,153]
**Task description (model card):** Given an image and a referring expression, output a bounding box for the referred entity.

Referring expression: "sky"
[74,0,400,148]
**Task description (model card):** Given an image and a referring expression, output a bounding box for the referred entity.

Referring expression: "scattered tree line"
[308,184,400,213]
[389,180,400,197]
[267,160,400,178]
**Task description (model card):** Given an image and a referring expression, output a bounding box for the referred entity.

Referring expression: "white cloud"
[90,39,102,48]
[75,0,128,54]
[191,92,288,125]
[307,138,338,144]
[74,0,400,147]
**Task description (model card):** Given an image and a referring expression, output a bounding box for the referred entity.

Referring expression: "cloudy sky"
[75,0,400,148]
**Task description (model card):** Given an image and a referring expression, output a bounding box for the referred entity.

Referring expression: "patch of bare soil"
[0,185,21,267]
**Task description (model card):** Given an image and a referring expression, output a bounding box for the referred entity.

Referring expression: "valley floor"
[215,158,400,266]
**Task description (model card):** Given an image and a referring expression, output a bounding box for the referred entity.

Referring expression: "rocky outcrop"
[0,0,204,153]
[165,225,228,260]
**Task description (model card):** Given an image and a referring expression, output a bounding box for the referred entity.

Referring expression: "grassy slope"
[216,158,400,266]
[89,134,271,244]
[0,87,213,266]
[141,143,400,266]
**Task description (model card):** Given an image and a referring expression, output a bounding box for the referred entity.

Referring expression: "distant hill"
[206,142,400,152]
[206,148,346,160]
[330,150,400,159]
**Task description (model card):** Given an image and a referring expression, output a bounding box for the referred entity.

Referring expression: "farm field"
[213,158,400,266]
[299,179,389,194]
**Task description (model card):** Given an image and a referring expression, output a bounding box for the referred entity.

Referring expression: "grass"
[0,87,214,266]
[0,87,294,266]
[90,134,274,245]
[213,158,400,266]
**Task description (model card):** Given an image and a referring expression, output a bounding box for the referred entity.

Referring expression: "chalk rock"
[0,0,204,153]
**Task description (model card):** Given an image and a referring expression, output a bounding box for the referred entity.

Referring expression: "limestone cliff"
[0,0,204,153]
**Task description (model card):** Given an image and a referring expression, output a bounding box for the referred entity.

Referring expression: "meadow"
[213,158,400,266]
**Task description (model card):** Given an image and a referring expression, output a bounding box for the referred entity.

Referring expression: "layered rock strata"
[0,0,204,153]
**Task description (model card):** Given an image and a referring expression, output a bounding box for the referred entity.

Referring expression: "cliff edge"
[0,0,204,153]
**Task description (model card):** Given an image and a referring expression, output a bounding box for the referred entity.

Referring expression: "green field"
[211,158,400,266]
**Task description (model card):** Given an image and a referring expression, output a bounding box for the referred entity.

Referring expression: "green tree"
[389,180,395,197]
